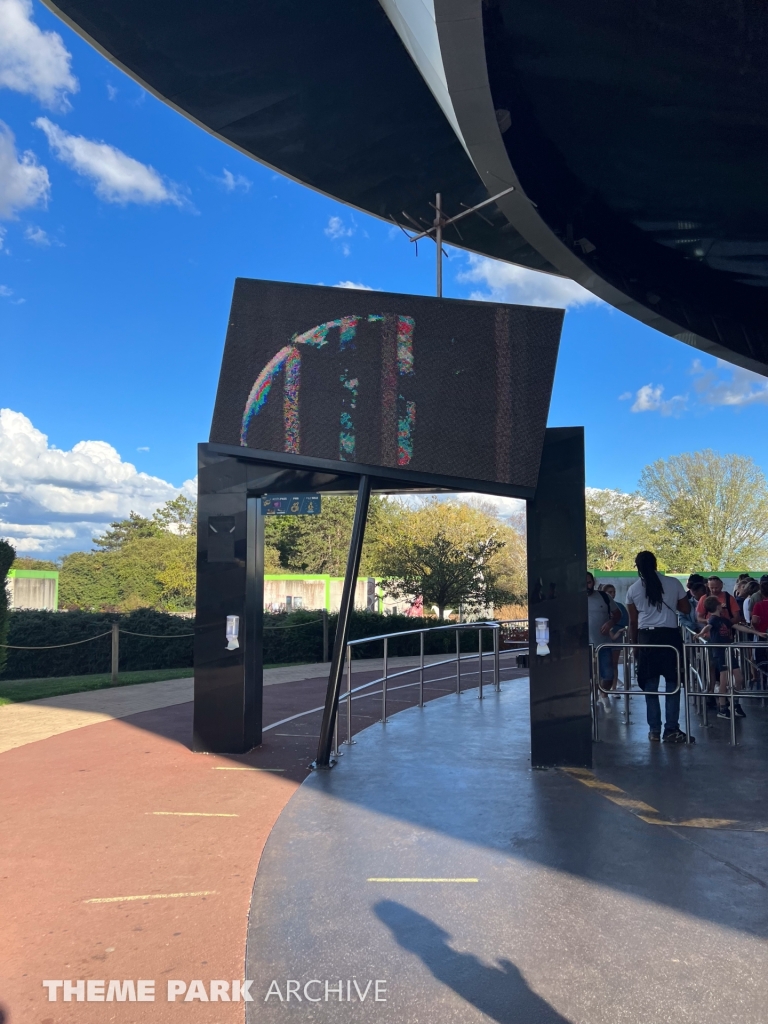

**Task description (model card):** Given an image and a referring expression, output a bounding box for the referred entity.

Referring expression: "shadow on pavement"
[375,901,572,1024]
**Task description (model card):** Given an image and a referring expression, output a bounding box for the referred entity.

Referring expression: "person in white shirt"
[626,550,693,744]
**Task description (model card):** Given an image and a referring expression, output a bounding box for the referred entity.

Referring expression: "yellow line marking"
[560,768,768,832]
[367,878,479,883]
[213,767,285,772]
[85,891,216,904]
[149,811,239,817]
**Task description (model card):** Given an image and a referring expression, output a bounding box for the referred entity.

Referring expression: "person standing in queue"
[587,572,621,708]
[627,550,694,744]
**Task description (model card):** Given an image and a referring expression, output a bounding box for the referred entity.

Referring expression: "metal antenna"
[400,187,516,297]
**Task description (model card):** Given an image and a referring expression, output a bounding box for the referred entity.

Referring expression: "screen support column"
[315,474,371,768]
[245,495,265,750]
[527,427,591,767]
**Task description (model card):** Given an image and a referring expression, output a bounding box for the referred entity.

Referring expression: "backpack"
[597,590,612,612]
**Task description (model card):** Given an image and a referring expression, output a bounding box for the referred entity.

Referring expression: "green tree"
[93,511,160,551]
[371,499,513,619]
[585,489,666,571]
[60,495,197,612]
[0,538,15,674]
[10,557,58,571]
[152,494,196,536]
[266,495,388,575]
[640,449,768,571]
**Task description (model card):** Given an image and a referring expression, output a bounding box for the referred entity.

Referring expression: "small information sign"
[261,494,322,516]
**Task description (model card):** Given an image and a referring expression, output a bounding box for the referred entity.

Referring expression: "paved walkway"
[0,654,468,753]
[0,657,517,1024]
[246,685,768,1023]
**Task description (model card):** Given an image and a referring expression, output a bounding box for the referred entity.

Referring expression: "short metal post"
[478,628,484,699]
[419,631,425,707]
[322,608,329,663]
[456,629,461,694]
[343,643,355,745]
[333,707,340,757]
[623,645,630,724]
[111,622,119,684]
[681,648,691,744]
[728,645,736,746]
[704,650,711,727]
[382,636,388,723]
[592,646,599,742]
[493,626,500,691]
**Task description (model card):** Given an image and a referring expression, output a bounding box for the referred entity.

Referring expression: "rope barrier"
[118,629,195,638]
[264,618,324,631]
[0,631,112,650]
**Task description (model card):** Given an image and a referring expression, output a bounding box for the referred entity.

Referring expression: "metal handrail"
[336,620,515,755]
[592,642,688,742]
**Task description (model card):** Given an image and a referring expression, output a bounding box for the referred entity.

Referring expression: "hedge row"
[1,608,497,680]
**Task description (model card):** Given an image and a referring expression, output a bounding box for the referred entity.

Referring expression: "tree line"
[7,449,768,623]
[8,494,526,619]
[587,450,768,572]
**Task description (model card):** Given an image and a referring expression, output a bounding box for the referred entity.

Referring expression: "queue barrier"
[592,642,688,743]
[593,632,768,746]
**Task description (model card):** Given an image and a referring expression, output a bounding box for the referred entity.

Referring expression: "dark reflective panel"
[527,428,591,768]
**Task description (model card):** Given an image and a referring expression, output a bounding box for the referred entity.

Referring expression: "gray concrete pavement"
[246,682,768,1023]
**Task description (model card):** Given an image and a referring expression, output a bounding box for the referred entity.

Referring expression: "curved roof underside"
[41,0,768,372]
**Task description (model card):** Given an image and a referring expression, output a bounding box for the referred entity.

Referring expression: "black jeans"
[637,627,683,734]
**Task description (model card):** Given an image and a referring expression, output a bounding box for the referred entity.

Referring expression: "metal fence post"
[592,646,599,742]
[343,643,355,745]
[111,622,119,685]
[681,647,691,744]
[478,628,484,700]
[382,636,388,723]
[322,608,329,663]
[456,629,461,694]
[727,645,736,746]
[622,645,630,723]
[419,631,424,707]
[493,626,500,691]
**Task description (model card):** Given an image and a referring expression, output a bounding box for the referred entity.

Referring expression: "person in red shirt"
[749,581,768,633]
[696,576,742,625]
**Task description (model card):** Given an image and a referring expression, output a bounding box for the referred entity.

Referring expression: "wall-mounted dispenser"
[225,615,240,650]
[535,617,550,656]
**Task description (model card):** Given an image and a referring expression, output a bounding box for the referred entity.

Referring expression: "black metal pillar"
[244,495,264,749]
[527,427,591,767]
[315,474,371,768]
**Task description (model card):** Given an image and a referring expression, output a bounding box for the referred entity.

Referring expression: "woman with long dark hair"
[626,551,694,743]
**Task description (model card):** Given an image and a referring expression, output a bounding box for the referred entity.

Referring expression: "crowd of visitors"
[590,556,768,743]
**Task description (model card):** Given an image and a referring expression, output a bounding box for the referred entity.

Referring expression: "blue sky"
[1,0,767,555]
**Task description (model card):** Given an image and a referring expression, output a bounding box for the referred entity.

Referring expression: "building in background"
[7,570,59,611]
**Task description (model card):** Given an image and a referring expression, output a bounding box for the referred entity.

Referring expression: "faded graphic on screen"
[210,280,563,491]
[240,314,415,466]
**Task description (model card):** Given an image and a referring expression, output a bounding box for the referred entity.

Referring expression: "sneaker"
[717,706,731,719]
[734,703,747,718]
[648,731,660,742]
[663,729,695,743]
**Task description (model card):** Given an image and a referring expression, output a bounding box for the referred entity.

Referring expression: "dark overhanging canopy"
[41,0,768,373]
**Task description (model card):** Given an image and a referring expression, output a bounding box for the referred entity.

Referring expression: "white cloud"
[0,0,77,109]
[0,409,195,555]
[629,383,687,416]
[334,280,373,290]
[34,117,184,206]
[0,120,50,219]
[457,254,603,309]
[216,168,251,193]
[0,284,12,296]
[325,215,354,240]
[692,357,768,408]
[24,223,49,245]
[106,82,117,101]
[0,225,6,251]
[136,446,149,452]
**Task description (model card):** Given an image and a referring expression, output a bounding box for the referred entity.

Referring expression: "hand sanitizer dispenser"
[535,617,550,656]
[225,615,240,650]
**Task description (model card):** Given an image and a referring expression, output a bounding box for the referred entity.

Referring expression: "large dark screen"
[210,280,563,491]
